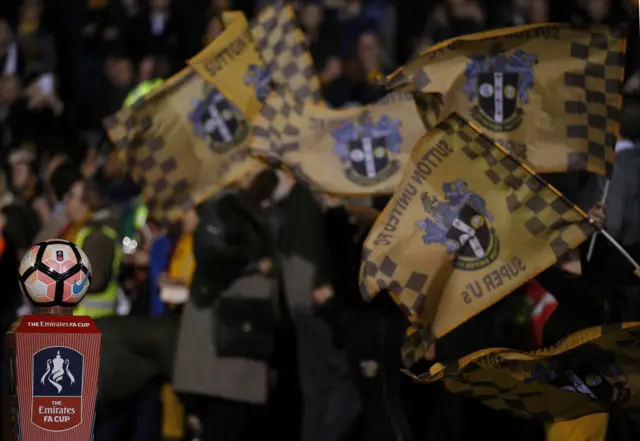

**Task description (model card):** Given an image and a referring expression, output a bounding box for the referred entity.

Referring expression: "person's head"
[203,15,224,45]
[105,56,134,87]
[9,147,37,191]
[585,0,609,22]
[20,1,42,27]
[357,31,382,68]
[181,208,199,234]
[528,0,549,23]
[619,98,640,141]
[235,166,278,204]
[66,177,111,223]
[138,56,156,82]
[49,160,82,205]
[0,76,22,104]
[150,0,171,12]
[300,3,323,33]
[0,19,14,50]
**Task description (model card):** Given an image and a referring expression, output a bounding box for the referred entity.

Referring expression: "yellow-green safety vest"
[74,225,123,318]
[122,79,164,108]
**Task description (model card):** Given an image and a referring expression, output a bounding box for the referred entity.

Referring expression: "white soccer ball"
[18,240,92,307]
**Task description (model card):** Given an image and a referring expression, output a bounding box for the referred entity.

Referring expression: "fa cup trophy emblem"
[40,350,76,394]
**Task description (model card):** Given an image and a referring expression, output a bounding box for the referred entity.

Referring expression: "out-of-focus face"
[0,20,13,49]
[529,0,548,23]
[357,32,380,66]
[300,4,322,31]
[181,209,199,234]
[150,0,170,12]
[107,59,134,87]
[203,17,223,45]
[11,162,31,190]
[66,181,89,223]
[20,5,42,25]
[138,57,155,81]
[0,77,22,104]
[586,0,609,22]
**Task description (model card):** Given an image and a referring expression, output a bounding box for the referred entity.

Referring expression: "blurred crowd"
[1,0,640,441]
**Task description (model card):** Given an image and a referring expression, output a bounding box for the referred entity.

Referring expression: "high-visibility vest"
[73,224,123,318]
[122,79,164,109]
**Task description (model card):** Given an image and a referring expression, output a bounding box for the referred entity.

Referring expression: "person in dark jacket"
[173,166,280,441]
[271,171,360,441]
[322,195,413,441]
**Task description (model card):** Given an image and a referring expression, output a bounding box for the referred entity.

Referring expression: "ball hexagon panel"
[23,271,57,303]
[18,245,39,275]
[40,243,79,275]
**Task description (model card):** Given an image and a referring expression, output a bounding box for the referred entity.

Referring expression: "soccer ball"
[18,240,93,307]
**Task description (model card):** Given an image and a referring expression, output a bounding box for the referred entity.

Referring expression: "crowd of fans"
[1,0,640,441]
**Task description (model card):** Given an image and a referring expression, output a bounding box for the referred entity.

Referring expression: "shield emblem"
[200,91,240,144]
[348,137,389,179]
[476,72,519,123]
[446,204,492,260]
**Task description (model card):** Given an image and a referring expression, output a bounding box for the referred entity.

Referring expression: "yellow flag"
[360,114,595,338]
[386,24,626,176]
[249,4,322,103]
[252,92,426,196]
[103,68,263,223]
[188,11,265,118]
[189,5,321,116]
[405,323,640,422]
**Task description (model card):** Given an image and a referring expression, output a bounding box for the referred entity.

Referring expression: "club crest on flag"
[416,179,499,270]
[331,114,402,186]
[189,84,250,154]
[32,346,84,431]
[243,64,271,103]
[521,356,630,405]
[463,45,537,132]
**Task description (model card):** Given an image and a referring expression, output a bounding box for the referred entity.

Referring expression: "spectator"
[35,158,82,242]
[0,19,25,79]
[356,31,389,83]
[173,166,279,441]
[69,176,123,319]
[129,0,178,64]
[16,0,57,79]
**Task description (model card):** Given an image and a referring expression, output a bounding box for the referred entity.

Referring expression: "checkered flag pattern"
[563,30,625,176]
[383,24,626,176]
[359,246,430,323]
[252,94,304,158]
[414,93,444,130]
[407,323,640,422]
[104,70,262,223]
[455,118,596,259]
[104,111,195,223]
[401,324,436,368]
[360,113,596,351]
[250,5,322,103]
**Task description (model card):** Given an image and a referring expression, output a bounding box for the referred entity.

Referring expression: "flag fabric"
[188,11,267,118]
[251,91,426,196]
[404,322,640,422]
[386,24,626,176]
[249,4,322,103]
[103,68,263,223]
[189,5,321,115]
[359,113,595,339]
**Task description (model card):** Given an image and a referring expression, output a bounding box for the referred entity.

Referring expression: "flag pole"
[586,179,610,262]
[598,228,640,270]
